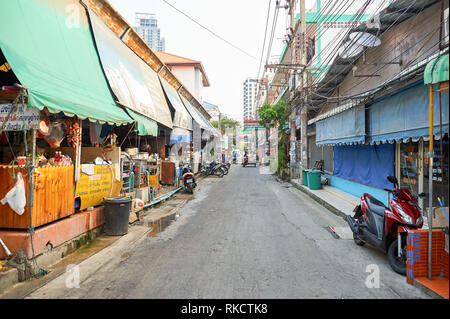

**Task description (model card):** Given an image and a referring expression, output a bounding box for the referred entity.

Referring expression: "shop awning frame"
[159,76,193,131]
[315,105,366,146]
[87,8,174,129]
[127,109,158,137]
[424,54,449,85]
[0,0,133,126]
[367,80,449,145]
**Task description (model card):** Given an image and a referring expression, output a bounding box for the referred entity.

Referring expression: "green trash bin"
[303,169,309,186]
[308,170,322,190]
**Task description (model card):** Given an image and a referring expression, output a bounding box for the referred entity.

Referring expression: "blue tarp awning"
[169,127,192,145]
[367,81,449,144]
[316,105,365,146]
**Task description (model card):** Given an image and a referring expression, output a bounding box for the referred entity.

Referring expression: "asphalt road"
[27,165,430,299]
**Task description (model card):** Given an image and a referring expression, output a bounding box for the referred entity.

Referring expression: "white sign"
[0,104,40,131]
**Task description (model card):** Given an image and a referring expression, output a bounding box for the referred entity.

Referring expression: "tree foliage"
[257,100,290,175]
[257,100,290,129]
[211,117,239,135]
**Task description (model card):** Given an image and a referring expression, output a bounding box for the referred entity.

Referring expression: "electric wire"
[263,0,353,101]
[311,0,420,92]
[257,0,273,82]
[308,0,382,90]
[329,6,445,99]
[309,12,446,113]
[306,20,449,113]
[161,0,258,61]
[297,0,405,111]
[286,0,378,112]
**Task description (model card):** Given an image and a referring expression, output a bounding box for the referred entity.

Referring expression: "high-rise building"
[243,78,258,121]
[135,13,165,52]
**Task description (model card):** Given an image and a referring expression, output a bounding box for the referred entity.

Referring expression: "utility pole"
[299,0,308,184]
[289,0,297,179]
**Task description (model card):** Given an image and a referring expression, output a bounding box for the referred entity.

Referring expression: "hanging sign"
[0,104,40,131]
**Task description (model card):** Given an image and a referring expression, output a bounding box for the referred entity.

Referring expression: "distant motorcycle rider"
[242,150,248,167]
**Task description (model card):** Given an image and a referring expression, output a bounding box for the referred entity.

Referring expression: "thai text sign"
[75,164,123,211]
[0,104,40,131]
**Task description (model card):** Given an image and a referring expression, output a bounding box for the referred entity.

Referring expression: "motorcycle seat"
[365,195,388,217]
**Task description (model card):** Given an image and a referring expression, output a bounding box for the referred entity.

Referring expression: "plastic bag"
[44,119,66,148]
[0,172,26,215]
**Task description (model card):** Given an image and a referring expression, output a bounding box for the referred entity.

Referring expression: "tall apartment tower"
[135,13,165,52]
[243,78,258,121]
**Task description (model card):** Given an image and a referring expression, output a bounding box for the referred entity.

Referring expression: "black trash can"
[103,196,132,236]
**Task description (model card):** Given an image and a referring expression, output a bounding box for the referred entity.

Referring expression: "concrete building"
[135,13,165,52]
[155,52,210,103]
[243,78,258,121]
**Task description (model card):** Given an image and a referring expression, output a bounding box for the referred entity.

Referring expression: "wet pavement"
[26,165,431,299]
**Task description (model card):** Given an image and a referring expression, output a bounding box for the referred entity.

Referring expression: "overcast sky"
[108,0,292,122]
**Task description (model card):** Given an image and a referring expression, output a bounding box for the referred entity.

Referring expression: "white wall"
[170,65,204,102]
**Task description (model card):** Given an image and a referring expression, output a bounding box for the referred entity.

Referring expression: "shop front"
[314,73,449,210]
[367,79,449,210]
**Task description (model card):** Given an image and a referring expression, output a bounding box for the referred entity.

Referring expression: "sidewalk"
[0,189,192,298]
[290,178,430,229]
[291,179,358,218]
[290,178,445,299]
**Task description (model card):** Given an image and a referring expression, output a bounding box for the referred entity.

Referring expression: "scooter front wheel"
[387,239,407,275]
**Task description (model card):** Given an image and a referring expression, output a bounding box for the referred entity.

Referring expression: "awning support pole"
[428,84,433,280]
[75,120,82,182]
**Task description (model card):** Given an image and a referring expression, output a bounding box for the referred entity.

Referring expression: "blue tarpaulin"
[316,105,365,145]
[333,144,395,190]
[367,80,449,144]
[169,127,192,145]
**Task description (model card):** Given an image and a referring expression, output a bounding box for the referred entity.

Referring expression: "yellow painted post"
[428,84,433,280]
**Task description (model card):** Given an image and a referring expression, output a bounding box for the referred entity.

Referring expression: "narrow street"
[27,166,429,299]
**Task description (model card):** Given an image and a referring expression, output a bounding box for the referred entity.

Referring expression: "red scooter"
[346,176,425,275]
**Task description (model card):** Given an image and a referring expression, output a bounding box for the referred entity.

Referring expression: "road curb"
[288,181,347,220]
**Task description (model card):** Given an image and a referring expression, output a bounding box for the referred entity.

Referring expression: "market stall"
[0,102,75,229]
[116,121,182,206]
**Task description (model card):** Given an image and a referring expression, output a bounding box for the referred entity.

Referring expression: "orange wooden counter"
[0,165,74,229]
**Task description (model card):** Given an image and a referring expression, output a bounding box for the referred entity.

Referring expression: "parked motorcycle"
[181,163,196,194]
[218,162,230,175]
[201,161,224,178]
[346,176,425,275]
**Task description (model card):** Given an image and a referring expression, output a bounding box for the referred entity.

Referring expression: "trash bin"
[308,170,322,190]
[103,196,132,236]
[303,169,310,186]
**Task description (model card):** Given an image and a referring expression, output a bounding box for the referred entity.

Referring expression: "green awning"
[0,0,133,125]
[128,109,158,136]
[424,54,449,84]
